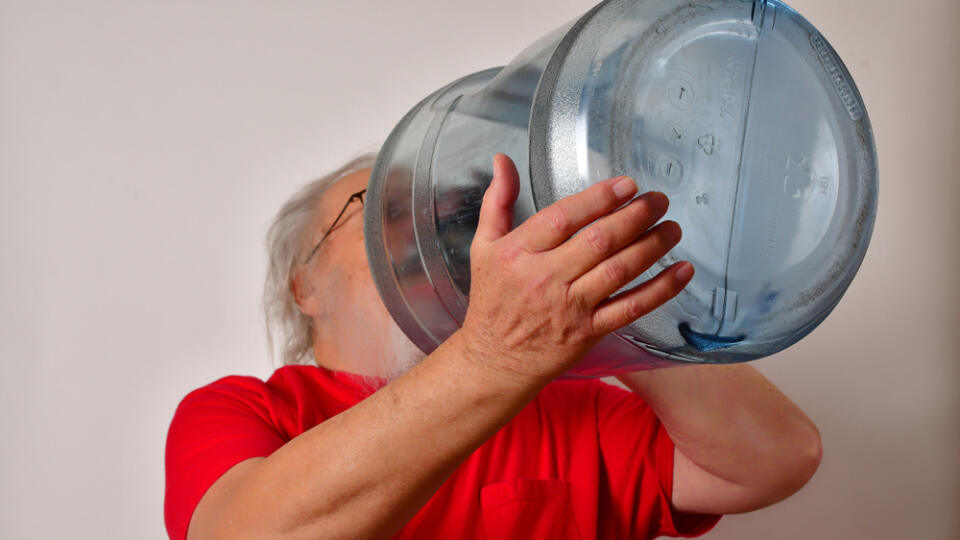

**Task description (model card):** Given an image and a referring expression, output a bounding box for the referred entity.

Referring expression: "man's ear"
[290,265,319,317]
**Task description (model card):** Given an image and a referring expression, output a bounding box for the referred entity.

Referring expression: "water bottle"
[363,0,878,376]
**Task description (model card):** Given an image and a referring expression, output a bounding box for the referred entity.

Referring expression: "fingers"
[567,219,682,307]
[474,154,521,245]
[590,262,694,336]
[511,175,639,252]
[551,191,670,282]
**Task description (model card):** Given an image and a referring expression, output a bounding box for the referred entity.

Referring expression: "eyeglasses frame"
[302,189,366,264]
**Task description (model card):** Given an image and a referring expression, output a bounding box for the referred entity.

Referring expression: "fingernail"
[675,262,694,282]
[612,177,637,199]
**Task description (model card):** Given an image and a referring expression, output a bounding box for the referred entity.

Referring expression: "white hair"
[264,150,380,366]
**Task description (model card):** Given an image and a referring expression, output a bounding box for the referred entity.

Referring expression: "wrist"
[445,328,552,397]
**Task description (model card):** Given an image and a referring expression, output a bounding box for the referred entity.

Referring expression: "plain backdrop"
[1,1,958,538]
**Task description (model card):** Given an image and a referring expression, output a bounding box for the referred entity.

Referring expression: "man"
[165,153,822,539]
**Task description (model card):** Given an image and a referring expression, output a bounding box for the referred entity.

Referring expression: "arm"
[187,154,692,539]
[190,331,545,540]
[617,364,822,516]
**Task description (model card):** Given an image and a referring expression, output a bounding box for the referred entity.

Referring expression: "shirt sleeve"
[595,380,721,539]
[164,376,288,540]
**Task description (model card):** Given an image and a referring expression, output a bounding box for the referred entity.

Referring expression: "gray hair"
[264,150,380,366]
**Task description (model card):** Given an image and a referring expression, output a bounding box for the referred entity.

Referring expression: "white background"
[1,1,957,538]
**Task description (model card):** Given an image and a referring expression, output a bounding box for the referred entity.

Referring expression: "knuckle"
[652,222,680,250]
[589,310,608,336]
[630,194,665,226]
[529,273,552,295]
[625,296,651,320]
[469,239,487,262]
[495,244,522,267]
[596,189,618,210]
[543,204,570,235]
[470,235,486,252]
[566,285,590,314]
[633,195,662,224]
[602,258,629,286]
[583,227,610,254]
[570,322,592,343]
[631,195,653,219]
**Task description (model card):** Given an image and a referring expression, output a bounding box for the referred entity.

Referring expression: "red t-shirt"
[165,365,720,539]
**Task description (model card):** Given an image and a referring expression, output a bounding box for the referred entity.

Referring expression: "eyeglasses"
[302,189,366,264]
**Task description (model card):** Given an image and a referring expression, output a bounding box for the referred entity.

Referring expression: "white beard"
[380,317,427,382]
[312,265,426,387]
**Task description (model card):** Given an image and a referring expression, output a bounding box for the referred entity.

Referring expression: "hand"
[458,153,694,385]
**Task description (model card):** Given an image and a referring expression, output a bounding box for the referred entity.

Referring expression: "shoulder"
[169,364,367,449]
[164,368,321,508]
[177,374,270,409]
[173,373,273,426]
[165,369,313,540]
[174,365,325,412]
[169,365,326,443]
[168,372,283,448]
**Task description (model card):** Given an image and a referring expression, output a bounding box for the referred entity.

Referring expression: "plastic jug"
[364,0,878,376]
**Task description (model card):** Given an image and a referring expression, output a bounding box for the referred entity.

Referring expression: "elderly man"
[165,153,822,539]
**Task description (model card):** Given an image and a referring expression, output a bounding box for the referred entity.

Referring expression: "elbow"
[742,419,823,512]
[769,420,823,504]
[794,421,823,490]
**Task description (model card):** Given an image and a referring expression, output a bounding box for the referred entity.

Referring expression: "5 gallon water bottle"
[364,0,878,376]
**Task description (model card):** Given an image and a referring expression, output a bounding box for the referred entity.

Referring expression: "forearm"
[214,331,544,539]
[616,363,822,511]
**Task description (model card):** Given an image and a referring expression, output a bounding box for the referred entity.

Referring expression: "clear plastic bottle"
[364,0,877,376]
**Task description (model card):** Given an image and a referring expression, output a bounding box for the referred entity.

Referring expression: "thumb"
[474,153,520,245]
